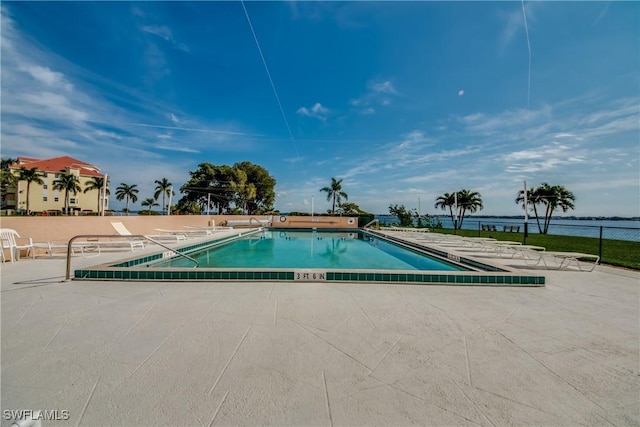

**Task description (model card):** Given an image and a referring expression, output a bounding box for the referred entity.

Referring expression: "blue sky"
[2,1,638,216]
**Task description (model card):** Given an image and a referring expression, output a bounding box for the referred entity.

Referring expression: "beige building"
[3,156,108,215]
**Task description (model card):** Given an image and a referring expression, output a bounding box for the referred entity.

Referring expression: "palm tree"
[52,172,81,215]
[115,183,139,215]
[456,189,483,228]
[539,183,575,234]
[516,183,576,234]
[153,178,173,215]
[84,176,110,215]
[320,177,348,214]
[434,192,456,228]
[18,167,45,214]
[141,197,159,214]
[516,187,544,233]
[1,158,18,187]
[0,158,18,209]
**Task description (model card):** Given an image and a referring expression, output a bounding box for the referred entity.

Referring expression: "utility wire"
[240,0,301,160]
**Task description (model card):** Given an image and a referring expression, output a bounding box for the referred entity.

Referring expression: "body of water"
[375,215,640,241]
[153,230,465,270]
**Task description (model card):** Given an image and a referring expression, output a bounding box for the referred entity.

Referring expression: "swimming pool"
[150,230,465,270]
[74,229,545,286]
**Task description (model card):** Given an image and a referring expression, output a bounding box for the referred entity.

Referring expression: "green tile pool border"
[70,268,546,286]
[73,267,544,286]
[73,228,545,286]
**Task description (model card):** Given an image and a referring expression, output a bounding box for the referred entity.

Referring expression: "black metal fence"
[470,221,639,270]
[375,215,639,269]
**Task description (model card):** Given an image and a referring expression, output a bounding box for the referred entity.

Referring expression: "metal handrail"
[249,216,269,227]
[363,219,379,229]
[65,234,198,280]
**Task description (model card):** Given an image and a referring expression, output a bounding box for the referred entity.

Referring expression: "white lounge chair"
[184,222,233,231]
[0,228,35,262]
[524,250,600,272]
[111,222,185,242]
[152,228,204,238]
[32,241,102,258]
[222,216,272,228]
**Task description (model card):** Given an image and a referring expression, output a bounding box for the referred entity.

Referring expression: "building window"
[43,184,48,189]
[43,196,48,202]
[70,198,76,204]
[54,197,59,202]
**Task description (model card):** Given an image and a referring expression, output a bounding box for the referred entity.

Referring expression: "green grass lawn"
[415,228,639,270]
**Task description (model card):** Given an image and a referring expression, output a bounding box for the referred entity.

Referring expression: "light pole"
[453,191,458,233]
[101,174,108,216]
[523,181,528,244]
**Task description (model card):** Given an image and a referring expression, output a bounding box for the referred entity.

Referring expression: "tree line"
[2,157,577,233]
[395,184,576,234]
[1,158,276,216]
[311,177,576,235]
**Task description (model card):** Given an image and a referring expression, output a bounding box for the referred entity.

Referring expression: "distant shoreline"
[375,214,640,221]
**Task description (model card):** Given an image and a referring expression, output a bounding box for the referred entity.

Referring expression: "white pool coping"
[1,233,638,426]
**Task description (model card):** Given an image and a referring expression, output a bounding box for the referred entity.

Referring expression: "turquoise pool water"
[151,230,466,271]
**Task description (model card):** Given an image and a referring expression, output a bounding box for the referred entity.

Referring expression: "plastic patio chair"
[0,228,35,263]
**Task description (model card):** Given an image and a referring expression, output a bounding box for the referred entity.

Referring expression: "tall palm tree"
[456,189,483,228]
[84,176,110,215]
[320,177,348,214]
[52,172,81,215]
[18,167,45,215]
[515,187,544,233]
[539,183,575,234]
[141,197,159,214]
[434,192,456,228]
[153,178,173,215]
[115,183,139,215]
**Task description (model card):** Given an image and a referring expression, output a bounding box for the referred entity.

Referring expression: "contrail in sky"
[522,0,532,109]
[241,0,301,160]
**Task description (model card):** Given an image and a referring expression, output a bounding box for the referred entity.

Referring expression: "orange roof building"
[3,156,109,215]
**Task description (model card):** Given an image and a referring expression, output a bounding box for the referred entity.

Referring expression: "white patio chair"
[0,228,35,263]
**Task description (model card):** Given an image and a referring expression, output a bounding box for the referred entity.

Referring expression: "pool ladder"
[363,219,380,230]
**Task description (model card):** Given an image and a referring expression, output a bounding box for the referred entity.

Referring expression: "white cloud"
[350,79,399,114]
[95,130,122,140]
[142,25,172,41]
[21,92,88,122]
[283,156,304,163]
[155,145,200,154]
[368,80,397,94]
[24,65,73,91]
[141,25,189,52]
[296,103,330,121]
[502,142,586,173]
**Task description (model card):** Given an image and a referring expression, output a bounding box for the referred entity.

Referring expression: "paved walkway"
[1,238,638,426]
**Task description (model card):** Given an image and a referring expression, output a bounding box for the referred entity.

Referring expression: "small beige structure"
[3,156,108,215]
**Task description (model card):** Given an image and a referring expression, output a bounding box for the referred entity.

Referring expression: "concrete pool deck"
[1,236,639,426]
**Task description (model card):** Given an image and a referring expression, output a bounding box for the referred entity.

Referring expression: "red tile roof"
[11,156,104,177]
